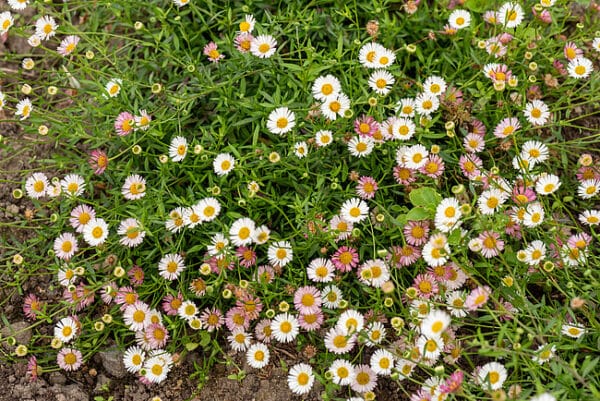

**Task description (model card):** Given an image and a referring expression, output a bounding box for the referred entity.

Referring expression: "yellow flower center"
[43,24,53,34]
[239,21,250,32]
[376,78,387,89]
[456,17,465,26]
[133,310,146,323]
[132,354,142,365]
[297,372,309,386]
[276,249,287,260]
[489,371,500,384]
[329,101,341,113]
[356,371,370,385]
[337,367,349,378]
[238,227,250,240]
[64,352,77,365]
[254,350,264,361]
[575,65,586,75]
[280,321,292,333]
[430,83,440,93]
[276,117,288,129]
[445,207,456,218]
[356,142,367,152]
[431,321,443,334]
[301,293,315,307]
[166,261,178,273]
[258,43,270,54]
[321,83,333,95]
[366,51,376,62]
[422,100,433,110]
[62,326,72,337]
[487,197,499,209]
[333,335,347,348]
[152,364,163,376]
[483,236,496,249]
[92,226,104,239]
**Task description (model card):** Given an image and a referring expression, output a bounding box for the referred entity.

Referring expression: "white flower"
[391,117,415,140]
[293,141,308,158]
[168,136,188,162]
[229,217,255,246]
[158,253,186,281]
[403,144,429,169]
[535,174,561,195]
[246,343,270,369]
[270,313,299,343]
[448,9,471,30]
[83,218,109,246]
[415,92,439,115]
[561,323,585,338]
[142,352,173,384]
[54,317,78,343]
[7,0,29,11]
[359,42,386,69]
[105,79,122,97]
[315,129,334,147]
[370,349,395,376]
[53,232,78,260]
[435,197,462,232]
[336,309,364,335]
[123,346,145,373]
[196,197,221,222]
[321,93,350,120]
[340,198,369,223]
[122,174,146,200]
[25,172,49,199]
[60,174,85,197]
[287,363,314,395]
[329,359,355,385]
[423,75,447,97]
[368,69,395,95]
[15,98,33,120]
[396,98,416,117]
[420,309,451,339]
[250,35,277,58]
[348,135,374,157]
[35,15,58,40]
[312,74,341,101]
[213,153,235,176]
[0,12,14,35]
[498,2,524,28]
[523,202,545,228]
[524,100,550,126]
[267,240,293,267]
[117,218,145,247]
[578,179,600,199]
[567,57,593,79]
[266,107,295,135]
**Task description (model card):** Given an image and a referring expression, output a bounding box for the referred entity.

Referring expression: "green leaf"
[199,331,211,348]
[464,0,488,12]
[409,187,441,208]
[406,207,430,221]
[185,342,199,351]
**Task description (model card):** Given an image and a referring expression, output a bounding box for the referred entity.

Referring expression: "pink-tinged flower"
[512,184,536,205]
[69,204,96,233]
[53,232,78,260]
[143,323,169,349]
[568,232,591,249]
[443,86,463,105]
[161,292,183,316]
[494,117,520,138]
[463,133,485,153]
[553,59,567,75]
[393,165,417,185]
[532,7,552,23]
[388,244,421,267]
[413,273,439,299]
[419,154,445,178]
[200,307,224,332]
[236,246,257,268]
[57,35,80,56]
[478,231,504,258]
[203,41,225,63]
[470,119,487,136]
[254,318,273,343]
[23,293,45,320]
[114,111,135,136]
[403,220,431,246]
[294,286,322,315]
[410,389,432,401]
[207,254,235,273]
[135,109,152,130]
[485,37,507,58]
[440,370,464,394]
[465,285,491,310]
[27,356,40,381]
[236,293,263,321]
[504,217,522,240]
[497,33,514,44]
[75,282,94,310]
[225,306,249,331]
[332,246,359,272]
[128,265,145,286]
[234,32,253,53]
[564,42,583,61]
[88,149,108,175]
[57,347,83,371]
[576,166,600,181]
[459,154,483,180]
[486,63,512,82]
[254,264,275,284]
[298,311,324,331]
[354,115,380,137]
[115,286,139,311]
[356,176,378,199]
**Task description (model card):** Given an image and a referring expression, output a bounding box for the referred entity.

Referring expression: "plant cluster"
[1,0,599,400]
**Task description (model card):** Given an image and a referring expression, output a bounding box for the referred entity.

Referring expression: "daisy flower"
[374,47,395,69]
[356,176,378,199]
[417,335,444,361]
[35,15,58,40]
[359,42,385,69]
[354,115,379,137]
[478,188,508,215]
[293,141,308,158]
[142,351,172,384]
[123,346,145,373]
[178,300,198,321]
[105,79,122,97]
[532,344,556,364]
[358,259,390,288]
[158,253,186,281]
[561,323,585,338]
[114,111,135,136]
[306,257,335,283]
[169,136,188,162]
[54,232,78,260]
[203,42,224,63]
[0,11,14,35]
[523,240,546,266]
[234,32,253,53]
[523,202,545,228]
[478,230,504,258]
[368,69,395,95]
[448,9,471,30]
[23,294,44,321]
[228,328,252,352]
[415,92,440,115]
[465,285,491,310]
[329,214,353,241]
[329,359,355,386]
[579,209,600,225]
[8,0,28,11]
[173,0,190,6]
[89,149,109,175]
[312,74,341,101]
[421,309,451,339]
[213,153,235,176]
[340,197,369,223]
[270,313,299,343]
[15,98,33,120]
[530,394,556,401]
[228,217,255,247]
[477,361,507,390]
[83,217,109,246]
[404,220,430,246]
[568,57,593,79]
[315,129,333,147]
[183,205,203,228]
[267,106,295,135]
[371,349,395,376]
[122,174,146,200]
[117,218,145,247]
[348,135,374,157]
[321,93,350,120]
[238,14,256,33]
[123,301,151,332]
[435,197,462,232]
[57,348,83,371]
[250,34,277,58]
[535,174,561,195]
[391,117,416,141]
[54,316,79,343]
[524,100,550,126]
[322,285,344,309]
[253,225,271,244]
[446,291,467,318]
[564,42,583,61]
[200,307,224,332]
[351,364,377,393]
[57,35,80,56]
[246,342,270,369]
[337,309,364,335]
[592,37,600,52]
[293,286,322,315]
[267,240,293,267]
[287,363,314,395]
[494,117,520,138]
[498,2,524,28]
[324,327,357,354]
[165,207,186,233]
[396,97,416,117]
[577,179,600,199]
[196,197,221,222]
[60,174,85,197]
[423,75,447,97]
[365,321,386,346]
[403,144,429,169]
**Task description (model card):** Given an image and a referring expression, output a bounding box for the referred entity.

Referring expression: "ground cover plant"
[1,0,599,400]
